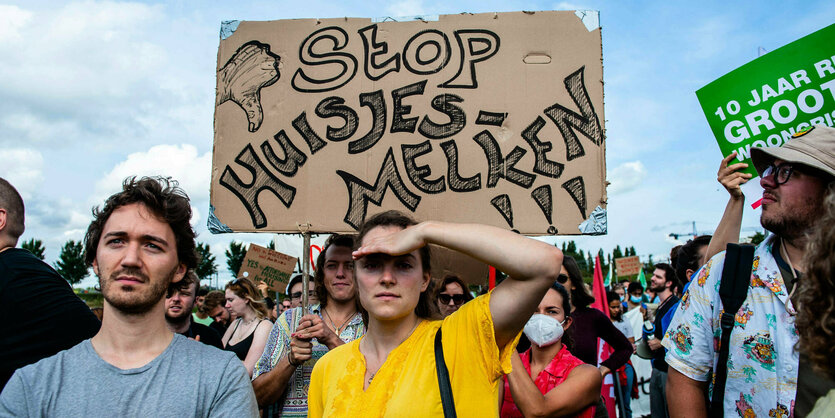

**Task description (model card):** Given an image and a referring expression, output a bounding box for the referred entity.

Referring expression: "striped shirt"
[253,304,364,418]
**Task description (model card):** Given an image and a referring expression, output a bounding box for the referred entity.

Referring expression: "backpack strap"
[709,243,754,416]
[435,327,457,418]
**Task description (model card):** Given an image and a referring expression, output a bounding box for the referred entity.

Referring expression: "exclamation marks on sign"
[490,194,514,229]
[561,176,587,219]
[531,185,557,234]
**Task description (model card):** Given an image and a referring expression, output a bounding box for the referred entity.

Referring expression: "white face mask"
[523,314,566,347]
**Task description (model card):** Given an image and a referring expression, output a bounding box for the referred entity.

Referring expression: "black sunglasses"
[438,294,466,305]
[557,274,569,284]
[290,290,316,300]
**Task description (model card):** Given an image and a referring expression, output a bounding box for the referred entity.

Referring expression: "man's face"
[608,299,623,320]
[760,158,829,240]
[93,203,185,315]
[289,280,317,308]
[195,295,205,309]
[649,268,668,293]
[209,305,230,325]
[614,287,625,301]
[165,281,197,322]
[322,245,355,304]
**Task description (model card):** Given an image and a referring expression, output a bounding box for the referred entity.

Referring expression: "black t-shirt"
[180,321,223,349]
[209,320,228,337]
[0,248,101,390]
[652,293,679,372]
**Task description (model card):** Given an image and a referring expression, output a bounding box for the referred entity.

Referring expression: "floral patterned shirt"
[252,304,364,418]
[663,235,798,417]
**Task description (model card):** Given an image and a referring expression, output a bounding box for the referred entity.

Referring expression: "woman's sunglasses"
[438,294,466,305]
[557,274,569,284]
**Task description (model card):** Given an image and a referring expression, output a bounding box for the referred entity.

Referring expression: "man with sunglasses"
[665,125,835,417]
[285,273,319,308]
[252,234,363,418]
[436,275,474,318]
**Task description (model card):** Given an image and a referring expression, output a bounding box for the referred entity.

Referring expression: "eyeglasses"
[762,163,797,185]
[290,290,316,300]
[556,274,569,284]
[438,294,466,305]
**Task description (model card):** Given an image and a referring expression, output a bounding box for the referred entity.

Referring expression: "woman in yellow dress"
[308,211,563,417]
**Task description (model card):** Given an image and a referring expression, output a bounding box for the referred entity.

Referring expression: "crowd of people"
[0,125,833,417]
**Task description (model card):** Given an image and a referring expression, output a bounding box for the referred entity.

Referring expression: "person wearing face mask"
[500,282,602,417]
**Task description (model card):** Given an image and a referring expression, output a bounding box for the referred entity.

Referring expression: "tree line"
[22,233,765,286]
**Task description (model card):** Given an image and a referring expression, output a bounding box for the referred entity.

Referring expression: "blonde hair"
[226,277,269,319]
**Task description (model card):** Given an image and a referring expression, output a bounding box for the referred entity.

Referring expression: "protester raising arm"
[309,211,562,417]
[352,218,563,349]
[704,152,751,263]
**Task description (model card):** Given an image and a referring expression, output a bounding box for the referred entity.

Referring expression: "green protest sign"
[696,23,835,177]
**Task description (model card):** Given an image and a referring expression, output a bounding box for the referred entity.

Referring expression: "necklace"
[322,307,357,336]
[240,315,258,327]
[780,238,799,316]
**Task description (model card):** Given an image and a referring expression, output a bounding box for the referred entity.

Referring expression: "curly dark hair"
[167,270,199,298]
[795,188,835,379]
[355,210,438,321]
[83,176,198,270]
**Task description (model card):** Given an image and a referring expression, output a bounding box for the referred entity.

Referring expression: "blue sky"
[1,0,833,288]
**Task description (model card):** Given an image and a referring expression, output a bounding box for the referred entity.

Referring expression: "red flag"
[591,255,610,317]
[592,255,617,417]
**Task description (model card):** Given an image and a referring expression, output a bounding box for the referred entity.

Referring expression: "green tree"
[54,240,88,285]
[748,231,766,246]
[21,238,46,260]
[267,239,276,250]
[226,241,247,277]
[613,245,623,259]
[628,246,637,257]
[195,242,218,281]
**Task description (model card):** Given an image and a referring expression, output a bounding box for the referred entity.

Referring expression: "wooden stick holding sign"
[238,243,298,292]
[299,223,312,311]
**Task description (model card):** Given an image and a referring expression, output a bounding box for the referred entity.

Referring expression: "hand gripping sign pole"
[298,223,312,311]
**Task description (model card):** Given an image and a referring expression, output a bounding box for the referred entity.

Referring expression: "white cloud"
[0,5,33,41]
[554,2,588,10]
[94,144,212,204]
[607,161,647,195]
[0,148,44,197]
[0,1,212,149]
[386,0,425,17]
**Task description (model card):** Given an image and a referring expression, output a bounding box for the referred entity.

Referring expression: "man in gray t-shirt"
[0,177,258,416]
[0,335,254,417]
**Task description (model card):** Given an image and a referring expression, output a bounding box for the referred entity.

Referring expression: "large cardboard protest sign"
[238,244,298,291]
[430,244,490,285]
[614,255,641,276]
[696,23,835,177]
[210,11,606,235]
